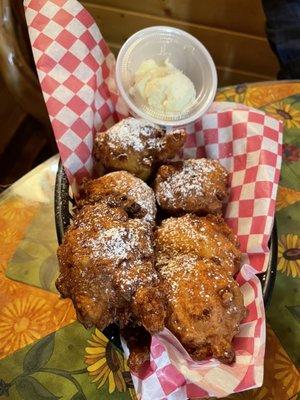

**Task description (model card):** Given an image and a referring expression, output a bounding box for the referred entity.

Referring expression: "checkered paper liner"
[24,1,282,398]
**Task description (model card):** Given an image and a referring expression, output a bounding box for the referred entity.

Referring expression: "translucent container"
[116,26,217,127]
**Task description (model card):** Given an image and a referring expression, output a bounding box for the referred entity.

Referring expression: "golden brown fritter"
[93,117,186,180]
[155,254,246,364]
[56,201,166,334]
[155,214,241,276]
[154,159,228,215]
[81,171,156,225]
[155,214,245,364]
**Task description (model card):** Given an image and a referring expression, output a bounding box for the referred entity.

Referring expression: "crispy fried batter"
[59,126,246,369]
[155,214,246,364]
[156,254,246,364]
[56,201,166,335]
[154,159,228,215]
[81,171,156,225]
[93,117,186,180]
[155,214,241,276]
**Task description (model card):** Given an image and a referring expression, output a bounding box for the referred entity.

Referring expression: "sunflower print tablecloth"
[0,81,299,399]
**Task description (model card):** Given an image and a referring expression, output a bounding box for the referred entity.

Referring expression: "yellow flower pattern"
[0,259,7,273]
[0,275,20,296]
[52,299,76,330]
[0,295,52,354]
[276,186,300,211]
[0,227,23,259]
[215,83,300,109]
[243,83,300,108]
[85,329,127,394]
[216,84,248,104]
[263,101,300,128]
[0,196,76,360]
[278,234,300,277]
[0,198,38,222]
[274,347,300,397]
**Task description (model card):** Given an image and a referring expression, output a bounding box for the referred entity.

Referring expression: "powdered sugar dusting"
[128,181,156,224]
[155,214,240,278]
[156,159,222,208]
[158,254,198,281]
[156,255,222,304]
[86,222,152,261]
[84,219,157,295]
[107,171,156,224]
[107,117,162,151]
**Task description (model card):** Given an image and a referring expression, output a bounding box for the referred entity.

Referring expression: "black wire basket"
[54,159,278,313]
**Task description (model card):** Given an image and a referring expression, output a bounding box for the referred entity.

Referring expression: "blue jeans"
[262,0,300,79]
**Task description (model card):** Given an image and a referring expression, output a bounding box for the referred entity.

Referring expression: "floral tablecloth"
[0,81,299,399]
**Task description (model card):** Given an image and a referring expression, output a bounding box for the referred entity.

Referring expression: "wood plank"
[107,41,272,86]
[83,3,278,76]
[216,66,271,86]
[84,0,266,37]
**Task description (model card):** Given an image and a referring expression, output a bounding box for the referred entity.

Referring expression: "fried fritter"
[81,171,156,225]
[93,117,186,180]
[156,254,246,364]
[155,214,245,364]
[155,213,241,276]
[56,201,166,335]
[154,159,228,215]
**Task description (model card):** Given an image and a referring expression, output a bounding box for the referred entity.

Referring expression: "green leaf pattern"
[16,376,60,400]
[23,334,55,373]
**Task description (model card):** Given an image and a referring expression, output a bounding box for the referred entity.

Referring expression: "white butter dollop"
[131,59,196,113]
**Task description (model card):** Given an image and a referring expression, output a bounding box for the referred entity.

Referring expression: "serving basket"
[54,160,277,313]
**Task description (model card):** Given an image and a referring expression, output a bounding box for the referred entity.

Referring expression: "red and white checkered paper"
[24,1,282,398]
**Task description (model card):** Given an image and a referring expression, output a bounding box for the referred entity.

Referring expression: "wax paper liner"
[24,1,283,398]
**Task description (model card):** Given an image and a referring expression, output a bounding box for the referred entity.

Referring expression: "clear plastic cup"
[116,26,217,127]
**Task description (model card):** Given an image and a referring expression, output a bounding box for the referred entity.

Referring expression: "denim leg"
[262,0,300,79]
